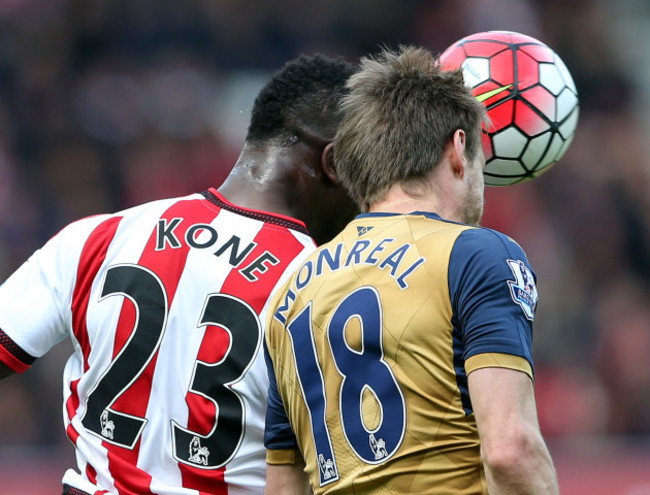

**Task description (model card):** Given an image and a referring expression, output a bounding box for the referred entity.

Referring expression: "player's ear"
[321,142,340,184]
[450,129,467,179]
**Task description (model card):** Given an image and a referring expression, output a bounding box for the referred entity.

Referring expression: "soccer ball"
[440,31,579,186]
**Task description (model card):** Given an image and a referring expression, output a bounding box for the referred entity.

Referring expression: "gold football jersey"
[265,212,536,494]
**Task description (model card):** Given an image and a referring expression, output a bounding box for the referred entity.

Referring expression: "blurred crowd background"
[1,0,650,492]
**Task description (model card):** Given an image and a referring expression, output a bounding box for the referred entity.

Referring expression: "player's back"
[0,188,315,495]
[266,212,506,494]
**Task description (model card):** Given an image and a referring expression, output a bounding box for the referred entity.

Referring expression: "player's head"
[246,54,354,149]
[333,45,487,219]
[227,54,358,245]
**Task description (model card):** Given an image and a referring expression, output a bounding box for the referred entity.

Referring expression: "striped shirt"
[0,189,315,495]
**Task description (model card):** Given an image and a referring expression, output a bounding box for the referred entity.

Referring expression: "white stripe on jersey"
[0,192,316,495]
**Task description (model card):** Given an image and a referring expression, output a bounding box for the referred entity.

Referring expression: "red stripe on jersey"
[66,218,122,433]
[71,216,123,371]
[103,198,220,495]
[65,379,82,447]
[178,324,230,494]
[179,223,307,493]
[185,325,230,436]
[87,464,98,484]
[108,444,155,495]
[67,423,80,444]
[222,225,306,313]
[178,465,226,495]
[66,379,81,420]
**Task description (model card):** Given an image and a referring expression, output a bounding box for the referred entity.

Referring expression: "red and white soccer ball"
[440,31,579,186]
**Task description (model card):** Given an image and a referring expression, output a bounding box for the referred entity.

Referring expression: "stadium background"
[0,1,649,493]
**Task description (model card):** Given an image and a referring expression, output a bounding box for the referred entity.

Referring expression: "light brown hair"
[334,45,487,211]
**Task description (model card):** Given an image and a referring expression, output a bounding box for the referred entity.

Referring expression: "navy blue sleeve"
[263,339,299,450]
[448,228,537,371]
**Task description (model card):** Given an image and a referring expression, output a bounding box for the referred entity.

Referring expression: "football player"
[264,46,559,495]
[0,54,356,495]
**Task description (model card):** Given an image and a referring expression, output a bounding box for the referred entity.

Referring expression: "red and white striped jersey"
[0,188,316,495]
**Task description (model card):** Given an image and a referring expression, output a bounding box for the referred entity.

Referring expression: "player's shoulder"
[445,225,533,287]
[118,193,206,216]
[54,194,202,238]
[453,225,528,259]
[52,212,115,241]
[404,213,526,259]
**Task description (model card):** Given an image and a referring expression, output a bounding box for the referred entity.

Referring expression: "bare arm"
[265,463,310,495]
[468,367,559,495]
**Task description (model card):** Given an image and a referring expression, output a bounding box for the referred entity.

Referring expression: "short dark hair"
[334,46,487,211]
[246,54,355,147]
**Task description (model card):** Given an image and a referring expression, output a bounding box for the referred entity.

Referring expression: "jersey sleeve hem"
[465,352,532,380]
[265,448,305,465]
[0,328,36,373]
[0,343,33,373]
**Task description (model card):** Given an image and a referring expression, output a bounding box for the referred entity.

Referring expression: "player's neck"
[368,183,458,222]
[369,194,440,216]
[216,145,309,221]
[217,172,292,219]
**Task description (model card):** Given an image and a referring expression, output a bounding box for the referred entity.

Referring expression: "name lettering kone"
[156,218,279,282]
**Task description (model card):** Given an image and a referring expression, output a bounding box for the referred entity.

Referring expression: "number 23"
[81,264,260,469]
